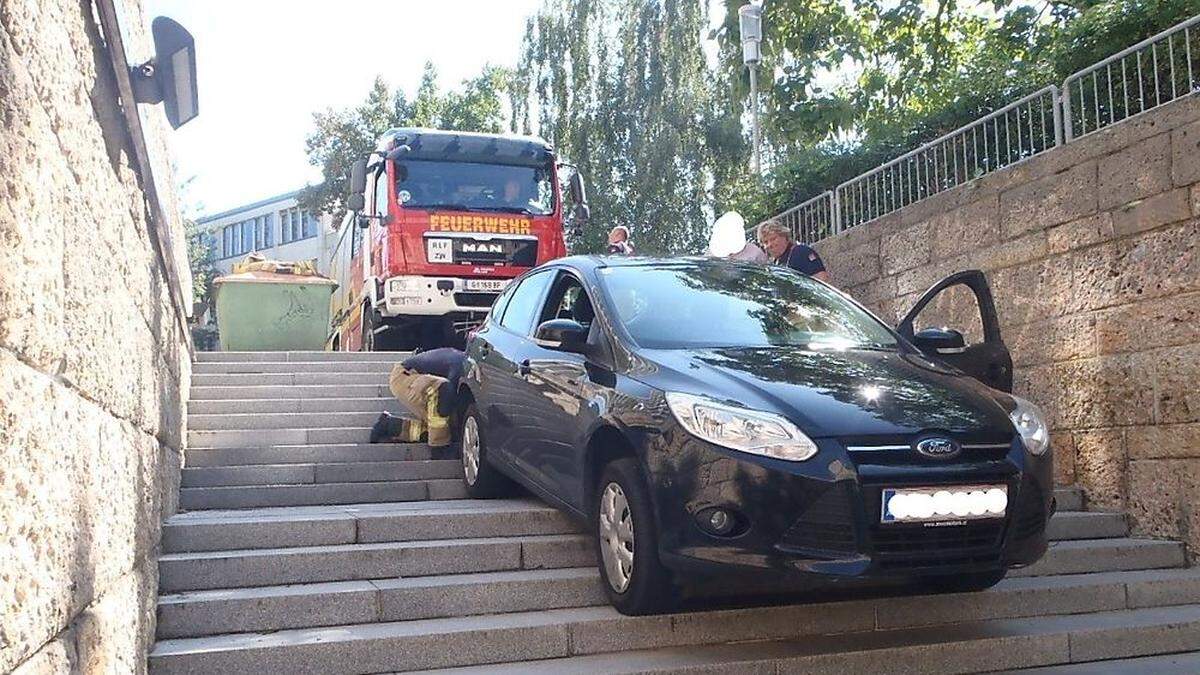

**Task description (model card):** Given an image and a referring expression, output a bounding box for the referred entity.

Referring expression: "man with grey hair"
[757,220,830,283]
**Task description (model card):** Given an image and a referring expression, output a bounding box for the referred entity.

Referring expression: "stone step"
[1011,651,1200,673]
[1055,486,1084,512]
[196,351,411,362]
[178,478,467,510]
[188,411,386,431]
[147,600,1200,674]
[184,443,440,467]
[192,372,392,387]
[161,500,1113,555]
[156,567,604,639]
[187,426,376,448]
[180,459,462,487]
[188,397,400,415]
[158,533,594,592]
[163,500,573,553]
[1012,538,1186,578]
[193,361,401,374]
[1045,511,1127,540]
[190,384,392,400]
[158,532,1180,595]
[154,565,1200,641]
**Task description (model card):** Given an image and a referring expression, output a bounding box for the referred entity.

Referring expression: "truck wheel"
[594,458,676,615]
[360,308,376,352]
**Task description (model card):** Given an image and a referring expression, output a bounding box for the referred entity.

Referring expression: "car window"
[597,263,898,350]
[538,272,596,330]
[489,281,518,326]
[499,270,554,335]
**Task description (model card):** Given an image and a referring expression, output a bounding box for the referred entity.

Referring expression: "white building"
[194,189,339,275]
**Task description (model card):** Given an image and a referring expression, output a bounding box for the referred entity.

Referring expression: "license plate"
[465,279,509,292]
[427,238,452,263]
[881,485,1007,524]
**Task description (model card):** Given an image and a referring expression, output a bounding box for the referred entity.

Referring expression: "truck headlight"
[665,392,818,462]
[1009,395,1050,456]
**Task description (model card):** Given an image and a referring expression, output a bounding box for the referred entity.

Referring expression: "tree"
[186,221,218,306]
[301,64,512,216]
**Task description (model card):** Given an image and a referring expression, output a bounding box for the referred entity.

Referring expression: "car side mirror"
[346,158,368,213]
[534,319,589,354]
[912,328,967,355]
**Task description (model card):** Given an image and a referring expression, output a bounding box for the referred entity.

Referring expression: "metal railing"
[835,87,1060,230]
[757,14,1200,245]
[1064,14,1200,141]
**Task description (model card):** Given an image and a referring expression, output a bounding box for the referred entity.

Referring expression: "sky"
[148,0,546,217]
[148,1,734,219]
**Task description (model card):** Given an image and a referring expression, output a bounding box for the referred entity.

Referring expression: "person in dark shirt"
[757,220,831,283]
[401,347,466,417]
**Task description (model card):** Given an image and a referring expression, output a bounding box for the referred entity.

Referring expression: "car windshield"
[598,263,899,350]
[395,160,555,215]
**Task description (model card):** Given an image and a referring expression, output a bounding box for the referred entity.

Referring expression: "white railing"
[757,14,1200,245]
[1063,14,1200,141]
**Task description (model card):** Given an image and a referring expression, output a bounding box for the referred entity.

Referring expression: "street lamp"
[739,3,763,177]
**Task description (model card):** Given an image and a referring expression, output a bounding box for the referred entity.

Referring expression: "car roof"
[552,255,765,275]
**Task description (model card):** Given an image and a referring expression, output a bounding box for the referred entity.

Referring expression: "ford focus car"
[457,257,1053,615]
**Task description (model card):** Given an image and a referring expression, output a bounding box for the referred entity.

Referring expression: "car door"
[481,269,557,484]
[896,269,1013,392]
[518,271,601,502]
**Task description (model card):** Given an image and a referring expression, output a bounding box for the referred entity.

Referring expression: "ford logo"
[915,437,961,458]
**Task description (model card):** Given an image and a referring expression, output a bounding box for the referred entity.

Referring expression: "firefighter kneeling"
[370,348,466,449]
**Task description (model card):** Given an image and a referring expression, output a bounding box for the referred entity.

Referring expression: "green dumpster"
[214,270,338,351]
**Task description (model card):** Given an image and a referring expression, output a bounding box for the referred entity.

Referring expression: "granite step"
[158,533,594,592]
[188,397,400,415]
[184,443,440,467]
[196,351,411,362]
[180,459,462,487]
[192,372,392,387]
[193,361,401,374]
[187,426,376,448]
[190,384,392,400]
[178,478,467,510]
[187,411,387,431]
[154,565,1200,641]
[147,601,1200,674]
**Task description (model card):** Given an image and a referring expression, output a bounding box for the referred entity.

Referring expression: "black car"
[458,256,1053,615]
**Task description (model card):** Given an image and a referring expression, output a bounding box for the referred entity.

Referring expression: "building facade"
[194,189,338,275]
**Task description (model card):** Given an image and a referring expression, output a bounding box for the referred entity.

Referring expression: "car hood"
[635,346,1014,439]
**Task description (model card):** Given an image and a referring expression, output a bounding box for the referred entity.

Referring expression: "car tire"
[920,569,1006,594]
[459,404,511,498]
[594,458,676,615]
[360,307,376,352]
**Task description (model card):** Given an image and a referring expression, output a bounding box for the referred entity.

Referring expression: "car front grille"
[870,519,1005,570]
[776,482,858,555]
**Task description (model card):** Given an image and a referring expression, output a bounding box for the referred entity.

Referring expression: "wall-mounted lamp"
[130,17,199,129]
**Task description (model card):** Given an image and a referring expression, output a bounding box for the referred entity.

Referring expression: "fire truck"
[328,128,588,351]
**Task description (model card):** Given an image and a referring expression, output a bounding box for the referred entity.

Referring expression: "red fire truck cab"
[329,128,587,351]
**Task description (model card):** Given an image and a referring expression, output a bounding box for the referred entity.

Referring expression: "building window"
[280,207,317,244]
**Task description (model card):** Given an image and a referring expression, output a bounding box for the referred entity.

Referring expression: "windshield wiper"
[419,203,489,212]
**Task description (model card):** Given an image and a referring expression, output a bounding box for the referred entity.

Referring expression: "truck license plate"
[427,238,452,263]
[465,279,509,292]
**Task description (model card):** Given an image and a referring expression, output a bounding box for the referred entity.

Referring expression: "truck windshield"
[395,160,555,216]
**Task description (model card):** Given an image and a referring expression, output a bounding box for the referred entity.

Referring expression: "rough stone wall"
[816,94,1200,548]
[1,0,189,672]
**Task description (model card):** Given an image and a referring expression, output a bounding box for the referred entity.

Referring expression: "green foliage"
[712,0,1200,224]
[302,63,513,216]
[515,0,755,255]
[186,221,218,305]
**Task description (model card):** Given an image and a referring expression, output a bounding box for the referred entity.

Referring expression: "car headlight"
[1009,395,1050,456]
[665,392,818,462]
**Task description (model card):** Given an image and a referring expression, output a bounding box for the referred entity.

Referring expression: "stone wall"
[815,94,1200,549]
[1,0,189,672]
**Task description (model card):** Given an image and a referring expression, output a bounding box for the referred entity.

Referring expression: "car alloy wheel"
[461,415,481,486]
[599,481,635,593]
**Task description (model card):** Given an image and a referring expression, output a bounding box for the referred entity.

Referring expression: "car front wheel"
[594,458,675,615]
[460,404,511,498]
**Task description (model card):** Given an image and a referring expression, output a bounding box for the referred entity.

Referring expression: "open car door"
[897,270,1013,393]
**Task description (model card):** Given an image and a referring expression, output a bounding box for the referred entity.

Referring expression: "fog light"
[696,507,740,536]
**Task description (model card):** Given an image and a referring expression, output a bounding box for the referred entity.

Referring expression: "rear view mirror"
[346,158,368,213]
[534,319,589,354]
[568,170,589,226]
[912,328,966,355]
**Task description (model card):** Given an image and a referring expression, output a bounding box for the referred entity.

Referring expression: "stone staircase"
[148,351,1200,673]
